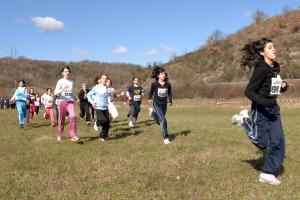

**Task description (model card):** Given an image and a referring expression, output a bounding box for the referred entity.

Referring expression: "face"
[133,78,139,85]
[106,80,111,87]
[158,72,166,81]
[82,85,87,90]
[98,75,107,85]
[260,42,276,61]
[18,81,24,87]
[47,89,52,95]
[30,88,34,93]
[62,68,70,79]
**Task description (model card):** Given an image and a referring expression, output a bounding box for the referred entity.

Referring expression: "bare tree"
[206,30,225,45]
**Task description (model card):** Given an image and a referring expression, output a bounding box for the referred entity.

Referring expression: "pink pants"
[45,107,55,125]
[57,101,77,138]
[30,104,35,119]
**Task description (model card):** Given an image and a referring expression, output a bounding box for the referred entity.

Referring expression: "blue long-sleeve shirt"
[87,84,111,110]
[11,87,30,102]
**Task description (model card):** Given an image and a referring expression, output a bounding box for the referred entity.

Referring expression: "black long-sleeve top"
[245,60,286,107]
[148,81,172,104]
[78,89,90,103]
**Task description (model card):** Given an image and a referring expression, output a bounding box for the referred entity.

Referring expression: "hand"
[148,99,153,105]
[63,85,69,91]
[287,83,295,89]
[92,102,96,109]
[169,102,173,106]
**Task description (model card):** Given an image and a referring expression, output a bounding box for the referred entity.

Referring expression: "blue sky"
[0,0,299,66]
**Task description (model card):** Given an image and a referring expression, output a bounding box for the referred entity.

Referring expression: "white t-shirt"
[41,94,54,108]
[54,78,75,102]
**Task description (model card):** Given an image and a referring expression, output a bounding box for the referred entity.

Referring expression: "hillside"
[164,8,300,98]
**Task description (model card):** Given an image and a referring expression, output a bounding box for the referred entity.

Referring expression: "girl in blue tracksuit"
[11,80,30,128]
[148,67,173,144]
[87,74,112,142]
[232,38,294,185]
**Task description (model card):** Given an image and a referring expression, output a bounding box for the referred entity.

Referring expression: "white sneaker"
[164,138,170,144]
[259,172,281,185]
[129,121,134,127]
[148,107,153,116]
[70,136,79,142]
[94,122,98,131]
[43,113,46,118]
[86,121,91,126]
[239,109,249,118]
[57,136,62,142]
[99,138,105,142]
[231,114,244,126]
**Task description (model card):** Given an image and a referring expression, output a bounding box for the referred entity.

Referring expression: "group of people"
[0,97,16,109]
[11,66,173,144]
[9,37,296,185]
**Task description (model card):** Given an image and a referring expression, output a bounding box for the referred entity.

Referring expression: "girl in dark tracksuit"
[232,38,294,185]
[148,67,173,144]
[127,77,144,127]
[78,83,91,125]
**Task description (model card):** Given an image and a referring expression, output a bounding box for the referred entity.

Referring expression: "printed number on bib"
[270,75,282,95]
[64,90,73,97]
[134,95,141,101]
[158,88,168,98]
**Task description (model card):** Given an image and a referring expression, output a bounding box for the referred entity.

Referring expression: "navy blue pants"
[152,102,169,139]
[242,104,285,175]
[131,101,141,122]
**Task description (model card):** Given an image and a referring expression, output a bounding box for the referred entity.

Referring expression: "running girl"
[28,88,35,119]
[232,38,294,185]
[78,83,91,125]
[41,88,56,127]
[54,66,79,142]
[127,77,144,127]
[148,67,173,144]
[34,93,41,116]
[10,80,30,128]
[87,74,111,142]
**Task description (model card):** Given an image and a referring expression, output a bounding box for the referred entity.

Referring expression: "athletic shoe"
[20,124,24,129]
[86,121,91,126]
[164,138,170,144]
[99,138,105,142]
[43,113,46,118]
[259,172,281,185]
[129,121,134,127]
[51,123,55,127]
[239,109,249,118]
[70,136,80,142]
[148,107,153,116]
[57,136,62,142]
[231,114,244,126]
[93,122,98,131]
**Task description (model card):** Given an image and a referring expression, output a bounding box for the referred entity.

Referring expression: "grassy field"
[0,102,300,199]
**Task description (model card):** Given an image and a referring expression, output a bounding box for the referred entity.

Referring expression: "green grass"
[1,103,300,199]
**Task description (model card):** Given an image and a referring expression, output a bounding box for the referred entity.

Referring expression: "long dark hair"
[151,66,168,81]
[61,66,71,73]
[240,37,273,70]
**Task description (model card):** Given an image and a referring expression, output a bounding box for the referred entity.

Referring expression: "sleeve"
[244,68,276,106]
[11,90,17,101]
[54,80,63,96]
[78,90,84,100]
[87,87,96,104]
[148,83,155,100]
[127,86,133,97]
[168,83,173,104]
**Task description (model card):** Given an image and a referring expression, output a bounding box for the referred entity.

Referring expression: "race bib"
[270,75,282,95]
[64,90,73,97]
[158,88,168,98]
[133,95,141,101]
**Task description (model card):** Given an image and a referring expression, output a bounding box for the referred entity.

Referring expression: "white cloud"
[142,49,159,57]
[32,16,66,33]
[113,46,129,55]
[161,44,176,54]
[72,47,88,57]
[243,10,254,18]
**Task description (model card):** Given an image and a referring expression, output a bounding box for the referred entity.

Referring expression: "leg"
[153,103,169,139]
[84,102,91,122]
[66,102,77,138]
[49,108,55,125]
[96,109,110,139]
[79,102,85,119]
[262,106,285,175]
[30,104,35,119]
[57,101,67,137]
[16,101,25,125]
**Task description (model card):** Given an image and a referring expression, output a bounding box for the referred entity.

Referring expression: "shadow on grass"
[29,122,53,128]
[79,136,99,143]
[112,119,155,127]
[169,130,191,141]
[242,154,285,176]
